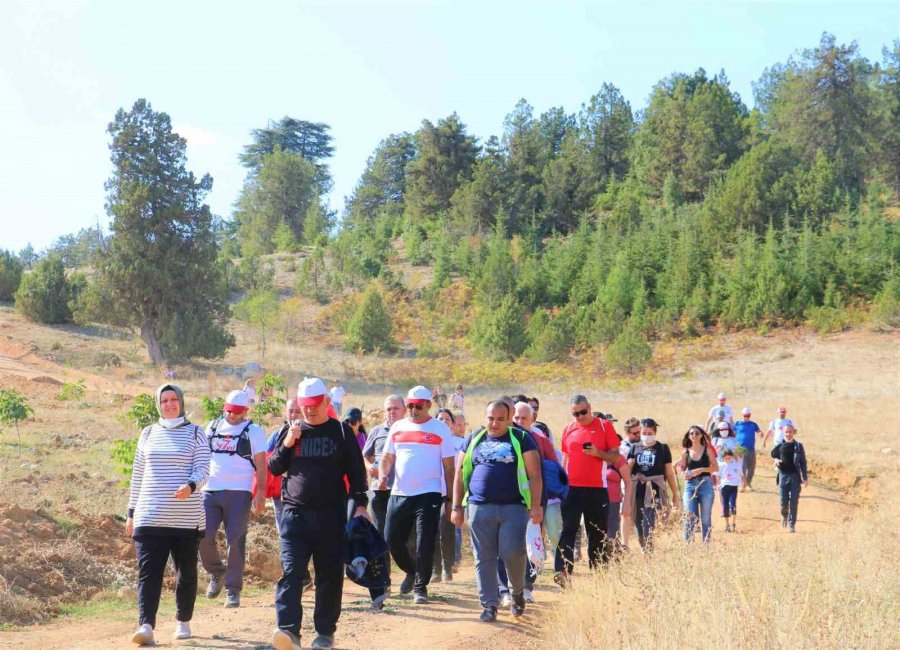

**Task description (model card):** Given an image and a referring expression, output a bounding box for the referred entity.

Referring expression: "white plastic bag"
[525,520,546,571]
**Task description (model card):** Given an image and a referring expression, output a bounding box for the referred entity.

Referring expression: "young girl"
[718,448,745,532]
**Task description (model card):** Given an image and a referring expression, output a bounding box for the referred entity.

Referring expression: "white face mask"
[641,434,656,447]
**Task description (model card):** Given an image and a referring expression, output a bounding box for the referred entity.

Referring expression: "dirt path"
[1,464,853,650]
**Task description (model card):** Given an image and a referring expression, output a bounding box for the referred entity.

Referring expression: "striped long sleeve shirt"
[128,421,210,534]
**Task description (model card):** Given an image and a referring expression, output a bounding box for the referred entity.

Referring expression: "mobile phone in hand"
[582,442,593,450]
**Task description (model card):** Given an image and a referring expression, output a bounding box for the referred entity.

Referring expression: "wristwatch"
[451,504,463,511]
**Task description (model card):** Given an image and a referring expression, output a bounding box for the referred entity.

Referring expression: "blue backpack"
[542,458,569,501]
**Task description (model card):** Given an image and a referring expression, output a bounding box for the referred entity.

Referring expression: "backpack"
[208,418,256,469]
[542,458,569,500]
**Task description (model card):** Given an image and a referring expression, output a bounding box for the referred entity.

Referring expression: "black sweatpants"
[555,486,610,572]
[432,513,456,575]
[276,506,345,637]
[384,492,442,592]
[133,531,201,628]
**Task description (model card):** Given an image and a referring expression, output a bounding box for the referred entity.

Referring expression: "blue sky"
[1,1,898,252]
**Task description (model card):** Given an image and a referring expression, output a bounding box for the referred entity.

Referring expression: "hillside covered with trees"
[3,33,899,370]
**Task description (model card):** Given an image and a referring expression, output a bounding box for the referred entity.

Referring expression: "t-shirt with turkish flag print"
[561,417,621,488]
[384,416,456,497]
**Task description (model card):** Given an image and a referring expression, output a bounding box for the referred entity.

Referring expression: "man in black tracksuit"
[269,377,369,650]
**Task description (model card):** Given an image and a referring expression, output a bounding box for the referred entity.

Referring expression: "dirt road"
[0,464,854,650]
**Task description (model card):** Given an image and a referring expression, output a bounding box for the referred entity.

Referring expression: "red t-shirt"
[529,427,557,462]
[561,417,621,488]
[605,456,628,503]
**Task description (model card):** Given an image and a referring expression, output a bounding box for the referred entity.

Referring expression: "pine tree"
[345,283,394,353]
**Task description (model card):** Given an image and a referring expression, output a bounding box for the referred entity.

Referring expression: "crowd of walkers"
[125,382,808,648]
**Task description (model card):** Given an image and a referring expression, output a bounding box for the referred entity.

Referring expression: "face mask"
[641,434,656,446]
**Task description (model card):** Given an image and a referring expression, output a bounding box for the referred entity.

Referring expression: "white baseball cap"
[717,392,727,400]
[717,422,730,431]
[741,407,752,416]
[297,377,328,406]
[224,390,250,412]
[406,385,433,404]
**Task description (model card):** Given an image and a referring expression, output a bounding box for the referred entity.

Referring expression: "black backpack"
[208,418,256,469]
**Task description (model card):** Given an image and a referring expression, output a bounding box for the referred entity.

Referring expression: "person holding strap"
[269,377,369,650]
[451,400,543,622]
[680,425,719,544]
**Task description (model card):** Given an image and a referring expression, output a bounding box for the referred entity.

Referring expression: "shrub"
[0,250,24,300]
[0,387,33,446]
[805,305,857,334]
[345,283,394,353]
[200,396,225,422]
[605,322,653,373]
[112,393,157,481]
[870,274,900,331]
[57,379,86,402]
[524,308,573,362]
[14,256,72,323]
[251,372,287,426]
[469,294,529,361]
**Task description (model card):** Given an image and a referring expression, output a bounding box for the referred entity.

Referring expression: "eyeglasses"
[571,408,589,417]
[689,431,702,437]
[407,404,426,411]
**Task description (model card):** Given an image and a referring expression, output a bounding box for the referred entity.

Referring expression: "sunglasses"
[689,431,702,436]
[571,408,590,417]
[407,404,426,411]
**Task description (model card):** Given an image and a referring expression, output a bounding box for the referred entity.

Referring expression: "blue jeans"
[779,472,802,528]
[683,477,714,543]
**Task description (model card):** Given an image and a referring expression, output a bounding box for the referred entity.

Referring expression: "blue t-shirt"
[733,420,760,451]
[462,430,536,505]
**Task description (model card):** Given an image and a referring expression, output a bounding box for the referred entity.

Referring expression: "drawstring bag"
[525,520,546,571]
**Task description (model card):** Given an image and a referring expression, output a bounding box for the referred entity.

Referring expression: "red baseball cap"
[224,390,250,413]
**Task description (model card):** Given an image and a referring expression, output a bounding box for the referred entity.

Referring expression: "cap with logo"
[224,390,250,413]
[297,377,328,406]
[406,385,433,404]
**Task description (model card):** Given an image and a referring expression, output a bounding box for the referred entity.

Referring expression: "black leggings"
[133,531,201,628]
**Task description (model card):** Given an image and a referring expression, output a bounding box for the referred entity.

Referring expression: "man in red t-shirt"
[554,395,621,584]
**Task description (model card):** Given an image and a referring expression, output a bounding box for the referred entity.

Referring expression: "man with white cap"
[706,392,734,432]
[270,377,370,650]
[732,407,762,490]
[763,406,797,449]
[200,390,267,608]
[378,385,456,604]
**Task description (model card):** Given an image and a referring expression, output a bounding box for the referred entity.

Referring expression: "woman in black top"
[626,418,679,551]
[679,425,718,543]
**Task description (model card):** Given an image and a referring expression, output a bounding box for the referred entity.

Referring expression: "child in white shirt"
[719,448,746,532]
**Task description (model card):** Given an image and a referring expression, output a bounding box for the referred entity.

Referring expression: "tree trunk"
[140,319,165,366]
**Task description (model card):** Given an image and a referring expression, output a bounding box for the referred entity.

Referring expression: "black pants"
[133,531,201,628]
[276,506,345,638]
[555,486,610,572]
[432,512,456,575]
[384,492,442,592]
[370,490,391,581]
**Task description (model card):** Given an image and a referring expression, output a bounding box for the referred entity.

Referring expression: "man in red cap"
[270,377,369,650]
[378,385,457,604]
[200,390,267,608]
[763,406,797,449]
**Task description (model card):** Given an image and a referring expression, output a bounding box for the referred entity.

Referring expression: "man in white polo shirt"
[705,392,734,432]
[378,386,456,604]
[200,390,266,608]
[763,406,797,448]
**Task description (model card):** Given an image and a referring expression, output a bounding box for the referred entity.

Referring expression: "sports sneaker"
[442,571,453,582]
[480,606,497,623]
[272,628,302,650]
[499,593,511,608]
[399,573,415,595]
[224,589,240,608]
[173,621,191,640]
[430,572,442,583]
[510,593,526,618]
[725,524,732,533]
[413,590,429,604]
[553,571,569,589]
[523,589,534,603]
[311,633,335,649]
[130,623,154,646]
[370,594,387,612]
[789,525,796,533]
[206,575,222,598]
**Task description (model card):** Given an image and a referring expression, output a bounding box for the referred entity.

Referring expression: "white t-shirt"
[768,418,796,446]
[708,404,734,424]
[329,386,346,403]
[719,458,744,487]
[384,417,456,497]
[712,436,739,462]
[204,419,266,492]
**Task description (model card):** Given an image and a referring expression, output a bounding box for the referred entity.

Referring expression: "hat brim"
[407,398,430,405]
[298,394,326,406]
[224,405,249,414]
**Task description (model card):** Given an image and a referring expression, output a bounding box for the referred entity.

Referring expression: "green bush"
[870,275,900,330]
[112,393,157,481]
[200,396,225,422]
[345,283,394,353]
[805,305,859,334]
[469,294,529,361]
[57,379,86,402]
[251,372,287,426]
[0,250,24,300]
[14,256,73,324]
[605,322,653,373]
[0,387,33,446]
[524,308,572,362]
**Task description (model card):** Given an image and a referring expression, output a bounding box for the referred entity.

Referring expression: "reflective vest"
[461,427,531,509]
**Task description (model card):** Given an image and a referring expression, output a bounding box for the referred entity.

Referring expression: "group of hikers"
[124,381,809,649]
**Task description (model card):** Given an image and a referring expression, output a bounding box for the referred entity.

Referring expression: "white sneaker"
[499,593,511,607]
[130,623,154,646]
[523,589,535,603]
[273,628,303,650]
[174,621,191,640]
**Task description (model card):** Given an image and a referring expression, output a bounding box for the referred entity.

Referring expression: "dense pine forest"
[4,33,899,368]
